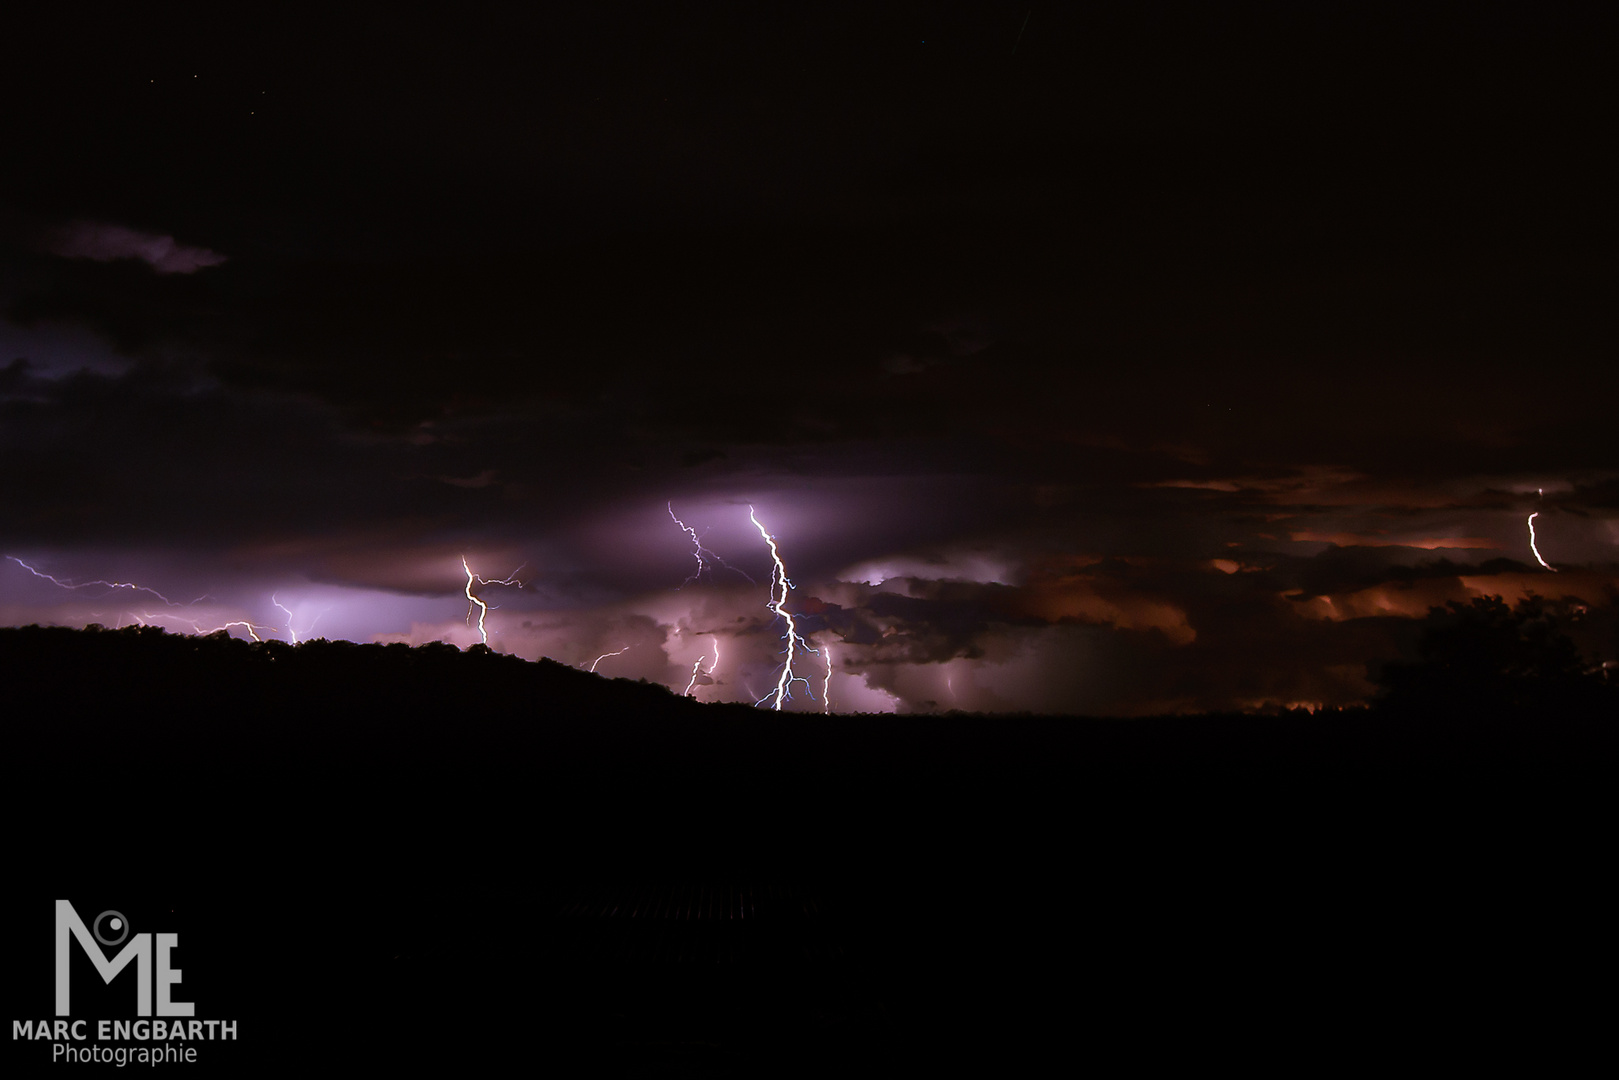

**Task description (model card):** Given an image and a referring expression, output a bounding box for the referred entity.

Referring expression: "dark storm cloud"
[0,358,31,395]
[0,355,388,546]
[1,5,1615,712]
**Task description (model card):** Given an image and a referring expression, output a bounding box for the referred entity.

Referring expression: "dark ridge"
[4,624,1612,1073]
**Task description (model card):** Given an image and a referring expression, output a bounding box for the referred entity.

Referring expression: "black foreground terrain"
[3,625,1612,1076]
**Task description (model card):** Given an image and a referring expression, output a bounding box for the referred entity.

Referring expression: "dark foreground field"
[3,625,1612,1075]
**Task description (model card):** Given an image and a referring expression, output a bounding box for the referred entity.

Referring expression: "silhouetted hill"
[3,624,1612,1075]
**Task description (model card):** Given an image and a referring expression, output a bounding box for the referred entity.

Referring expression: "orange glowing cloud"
[1015,565,1196,645]
[1291,567,1619,623]
[1146,466,1516,511]
[1288,531,1499,550]
[1146,465,1365,501]
[1456,569,1619,606]
[1289,581,1471,621]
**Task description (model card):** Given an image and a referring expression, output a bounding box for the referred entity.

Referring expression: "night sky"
[2,3,1615,714]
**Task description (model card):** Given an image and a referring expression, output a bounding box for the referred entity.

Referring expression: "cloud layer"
[45,222,227,275]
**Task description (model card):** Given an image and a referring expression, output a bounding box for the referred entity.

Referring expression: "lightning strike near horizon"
[462,558,525,645]
[1527,512,1556,572]
[683,636,722,697]
[303,607,332,640]
[668,503,754,586]
[590,645,631,673]
[271,594,300,644]
[749,506,818,711]
[4,555,184,606]
[821,640,833,714]
[145,613,274,641]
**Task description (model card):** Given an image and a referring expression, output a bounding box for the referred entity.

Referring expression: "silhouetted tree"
[1376,595,1609,716]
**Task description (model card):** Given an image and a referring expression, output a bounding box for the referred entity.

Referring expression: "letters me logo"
[56,900,190,1018]
[10,900,238,1065]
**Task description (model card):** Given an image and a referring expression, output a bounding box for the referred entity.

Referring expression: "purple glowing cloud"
[46,221,227,275]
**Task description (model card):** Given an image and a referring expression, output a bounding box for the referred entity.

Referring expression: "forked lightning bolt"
[668,503,754,586]
[463,558,525,645]
[270,595,333,644]
[6,555,274,640]
[145,613,274,641]
[749,506,818,711]
[272,594,299,644]
[684,636,721,697]
[4,555,183,606]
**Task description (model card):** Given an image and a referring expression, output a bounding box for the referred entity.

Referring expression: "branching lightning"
[269,595,334,645]
[272,594,299,644]
[5,555,183,606]
[1527,512,1556,572]
[683,636,721,697]
[4,555,324,644]
[668,503,754,586]
[590,645,631,673]
[5,554,275,641]
[144,613,273,641]
[462,557,525,645]
[749,505,818,711]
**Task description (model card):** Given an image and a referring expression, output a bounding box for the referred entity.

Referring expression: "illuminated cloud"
[839,550,1017,588]
[1288,582,1471,622]
[1288,567,1619,623]
[1288,531,1498,551]
[1145,466,1365,501]
[45,221,227,275]
[1012,558,1196,645]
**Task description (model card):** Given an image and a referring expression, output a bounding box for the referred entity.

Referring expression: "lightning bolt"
[683,636,721,698]
[216,620,266,642]
[144,613,273,641]
[668,503,754,586]
[4,555,183,606]
[821,640,833,714]
[590,645,631,673]
[1527,512,1556,572]
[749,505,817,711]
[303,606,332,640]
[268,596,335,645]
[272,594,299,644]
[462,557,525,645]
[4,555,273,640]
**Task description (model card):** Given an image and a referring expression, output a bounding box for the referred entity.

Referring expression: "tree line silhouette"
[1,595,1610,1073]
